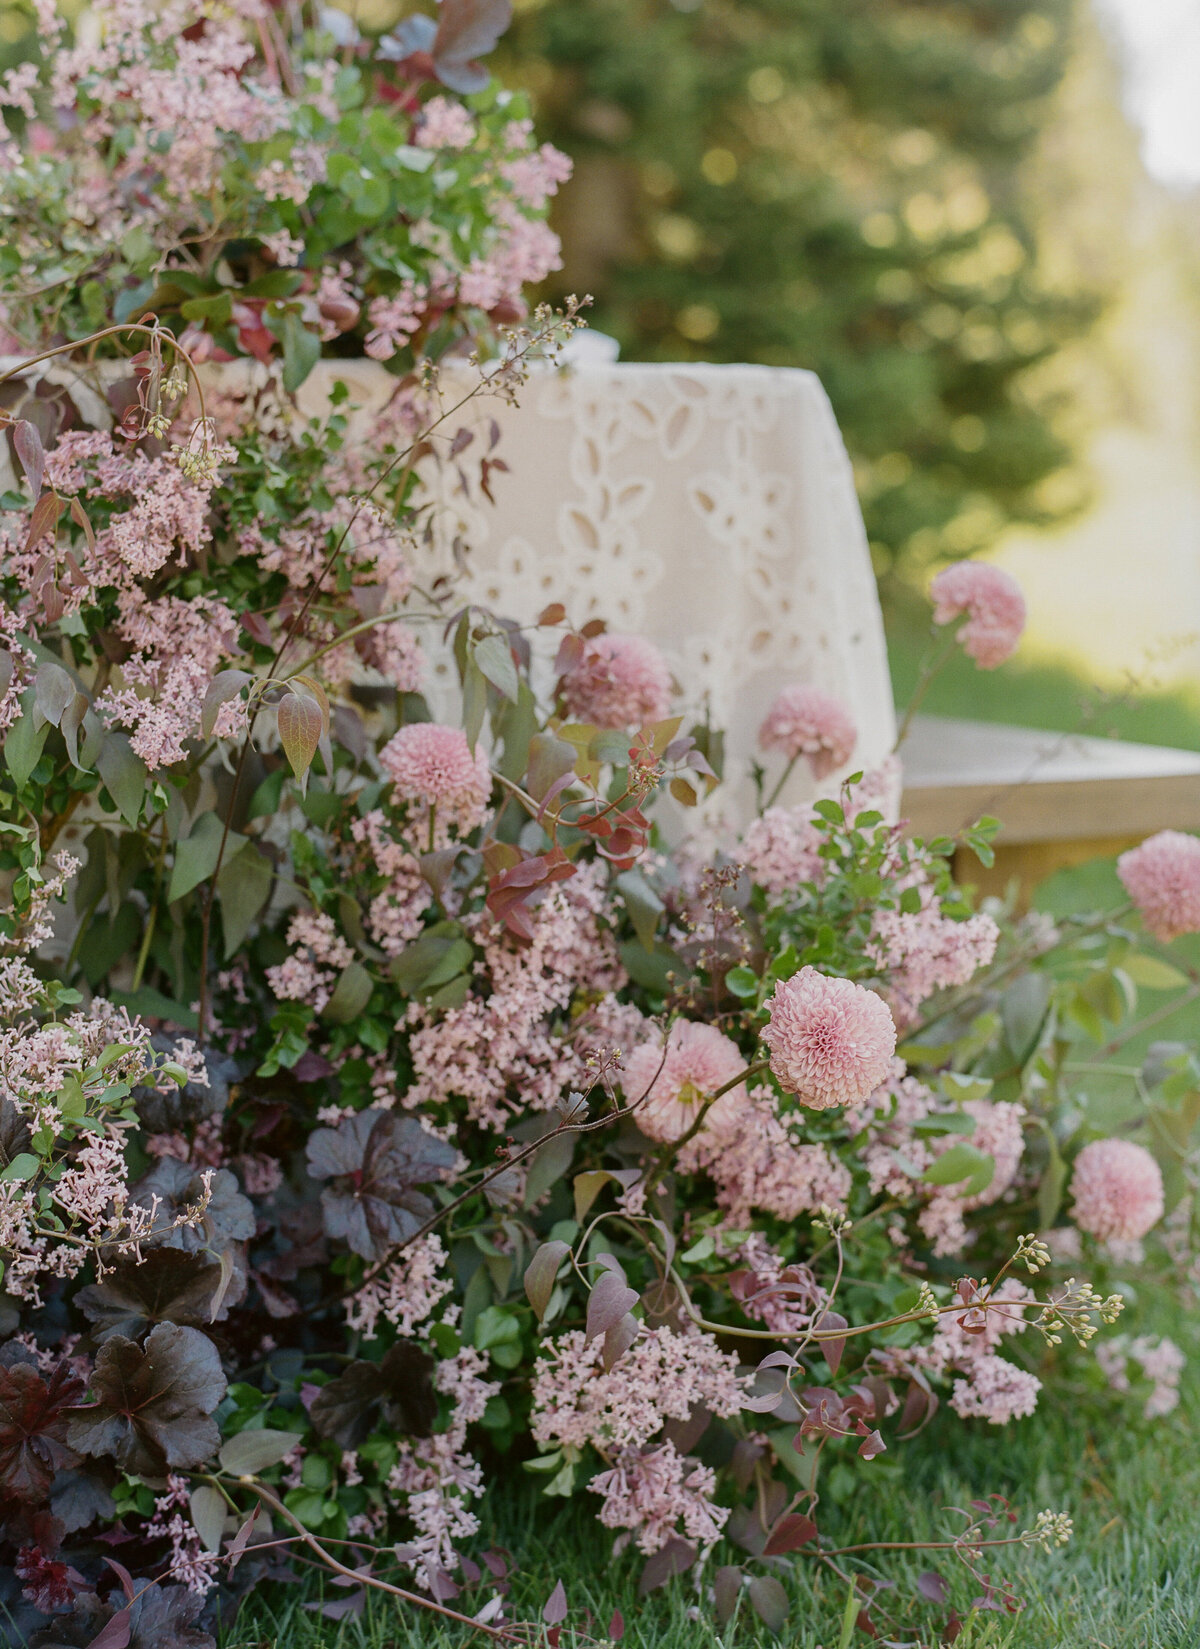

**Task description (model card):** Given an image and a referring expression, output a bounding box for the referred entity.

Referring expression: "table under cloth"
[0,353,896,818]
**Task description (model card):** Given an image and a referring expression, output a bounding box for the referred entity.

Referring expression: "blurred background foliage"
[500,0,1105,582]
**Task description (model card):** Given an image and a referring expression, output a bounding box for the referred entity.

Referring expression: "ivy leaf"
[66,1323,226,1477]
[306,1109,457,1261]
[0,1360,83,1501]
[310,1342,437,1448]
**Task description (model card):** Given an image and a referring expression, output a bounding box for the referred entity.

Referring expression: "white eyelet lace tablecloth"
[421,360,896,817]
[0,354,895,821]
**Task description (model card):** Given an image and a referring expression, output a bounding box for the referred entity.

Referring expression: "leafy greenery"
[504,0,1103,571]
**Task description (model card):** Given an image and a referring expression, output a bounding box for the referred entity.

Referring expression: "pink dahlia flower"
[761,967,896,1110]
[561,633,673,730]
[1070,1138,1164,1243]
[758,684,857,780]
[622,1020,747,1145]
[1117,830,1200,942]
[379,722,491,833]
[929,562,1026,669]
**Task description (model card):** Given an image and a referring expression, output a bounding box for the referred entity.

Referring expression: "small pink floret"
[379,722,491,830]
[1070,1138,1164,1243]
[758,684,857,780]
[760,967,897,1110]
[561,633,673,731]
[1117,830,1200,942]
[929,561,1026,669]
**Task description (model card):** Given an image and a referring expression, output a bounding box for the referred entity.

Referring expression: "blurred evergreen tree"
[502,0,1103,574]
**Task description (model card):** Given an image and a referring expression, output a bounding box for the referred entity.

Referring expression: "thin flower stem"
[893,629,955,751]
[1081,977,1200,1063]
[237,1480,517,1640]
[764,753,799,811]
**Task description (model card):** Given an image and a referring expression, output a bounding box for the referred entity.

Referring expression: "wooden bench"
[899,715,1200,896]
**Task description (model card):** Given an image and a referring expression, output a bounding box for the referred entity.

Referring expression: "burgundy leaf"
[13,419,45,498]
[86,1610,132,1649]
[608,1608,625,1640]
[67,1324,225,1477]
[542,1579,568,1625]
[0,1361,83,1502]
[585,1269,639,1343]
[747,1575,789,1635]
[637,1537,696,1595]
[602,1311,640,1371]
[310,1341,436,1448]
[917,1570,950,1604]
[763,1513,818,1556]
[713,1565,743,1626]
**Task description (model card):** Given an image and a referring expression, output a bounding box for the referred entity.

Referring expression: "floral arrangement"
[0,6,1196,1646]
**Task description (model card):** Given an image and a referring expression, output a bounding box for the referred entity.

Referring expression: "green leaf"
[725,966,759,999]
[180,291,233,324]
[524,1240,571,1321]
[1002,972,1051,1064]
[525,731,577,802]
[280,310,322,393]
[0,1152,39,1183]
[615,868,664,953]
[472,633,520,703]
[321,960,374,1023]
[462,657,487,750]
[1124,954,1190,991]
[1037,1134,1067,1228]
[3,695,49,789]
[217,843,273,958]
[189,1484,227,1553]
[922,1141,993,1188]
[617,937,678,994]
[219,1428,300,1475]
[169,812,245,904]
[111,988,198,1030]
[96,732,148,825]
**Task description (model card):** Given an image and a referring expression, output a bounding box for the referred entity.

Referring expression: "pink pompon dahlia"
[560,632,673,731]
[929,561,1026,669]
[1117,830,1200,942]
[1069,1138,1164,1243]
[621,1020,748,1145]
[758,684,857,780]
[379,722,491,833]
[760,967,897,1111]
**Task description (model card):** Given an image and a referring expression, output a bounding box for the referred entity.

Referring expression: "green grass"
[225,1343,1200,1648]
[883,580,1200,751]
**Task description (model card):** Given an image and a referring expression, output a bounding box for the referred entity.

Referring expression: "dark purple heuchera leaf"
[49,1467,116,1534]
[132,1041,239,1134]
[309,1341,437,1449]
[0,1359,84,1502]
[1,1092,32,1165]
[129,1160,254,1257]
[77,1248,247,1343]
[306,1110,456,1262]
[31,1582,214,1649]
[67,1324,226,1477]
